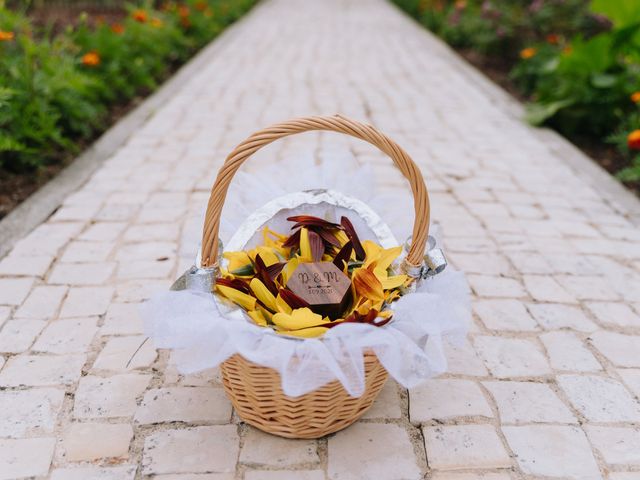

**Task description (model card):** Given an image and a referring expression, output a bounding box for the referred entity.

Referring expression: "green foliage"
[0,0,257,172]
[393,0,640,185]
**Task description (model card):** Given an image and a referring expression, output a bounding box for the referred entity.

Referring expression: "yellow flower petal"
[223,251,252,272]
[281,257,299,284]
[334,230,350,247]
[249,278,277,311]
[277,326,329,338]
[272,307,325,330]
[380,274,408,290]
[247,310,267,326]
[275,293,293,314]
[376,246,403,271]
[299,227,312,262]
[257,304,274,323]
[362,240,383,267]
[248,246,279,266]
[216,284,256,311]
[353,266,385,302]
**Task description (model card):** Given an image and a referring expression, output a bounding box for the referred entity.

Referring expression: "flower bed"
[0,0,256,216]
[393,0,640,191]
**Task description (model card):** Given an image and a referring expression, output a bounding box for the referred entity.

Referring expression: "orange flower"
[81,51,100,67]
[628,130,640,150]
[151,17,163,28]
[194,1,208,11]
[631,92,640,103]
[132,9,147,23]
[180,16,191,28]
[455,0,466,9]
[562,46,573,55]
[178,5,190,17]
[546,33,559,45]
[520,47,537,60]
[352,266,385,303]
[110,23,125,34]
[0,30,14,41]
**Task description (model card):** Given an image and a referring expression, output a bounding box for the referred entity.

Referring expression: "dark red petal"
[308,230,325,262]
[363,309,379,323]
[265,262,286,280]
[279,288,311,309]
[373,315,393,327]
[282,229,301,249]
[315,228,341,247]
[216,277,250,294]
[340,216,365,261]
[287,215,341,229]
[254,254,279,296]
[333,241,353,270]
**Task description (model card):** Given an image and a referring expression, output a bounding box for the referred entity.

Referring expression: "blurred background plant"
[0,0,256,217]
[393,0,640,191]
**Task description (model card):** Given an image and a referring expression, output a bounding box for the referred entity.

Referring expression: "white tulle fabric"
[143,151,470,397]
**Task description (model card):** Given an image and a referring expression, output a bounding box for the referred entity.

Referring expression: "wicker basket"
[201,115,431,439]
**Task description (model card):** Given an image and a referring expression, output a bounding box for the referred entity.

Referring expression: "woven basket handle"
[201,115,430,268]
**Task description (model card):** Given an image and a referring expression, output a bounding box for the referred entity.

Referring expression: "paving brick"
[14,285,67,319]
[0,306,10,326]
[152,475,233,480]
[0,278,35,306]
[360,380,402,419]
[586,302,640,328]
[0,255,53,276]
[502,425,601,479]
[473,299,538,331]
[522,276,577,303]
[0,437,56,480]
[0,388,64,437]
[63,422,133,461]
[430,474,512,480]
[556,275,622,301]
[423,425,511,471]
[540,331,602,372]
[33,318,98,354]
[558,375,640,422]
[410,379,493,422]
[101,302,145,335]
[74,374,152,418]
[142,426,239,475]
[526,303,598,332]
[0,319,47,353]
[245,472,324,480]
[51,465,136,480]
[50,465,137,480]
[60,241,115,263]
[618,368,640,397]
[134,387,231,424]
[59,286,114,317]
[483,381,576,424]
[443,339,488,376]
[585,426,640,466]
[78,222,127,242]
[92,335,157,371]
[590,331,640,367]
[467,275,526,299]
[328,423,421,480]
[49,262,116,285]
[240,427,319,467]
[0,354,86,387]
[474,336,551,378]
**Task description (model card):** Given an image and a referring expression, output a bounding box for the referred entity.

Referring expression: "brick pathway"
[1,0,640,479]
